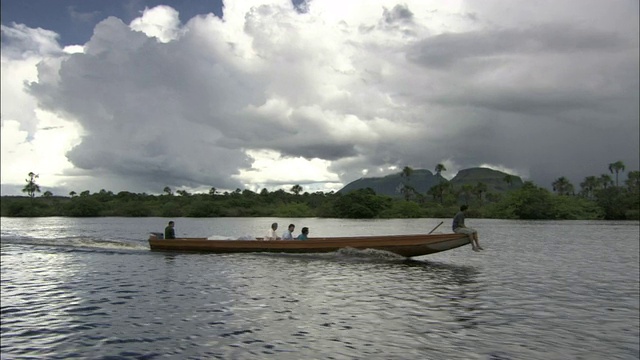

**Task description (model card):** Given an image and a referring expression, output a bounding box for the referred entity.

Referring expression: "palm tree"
[402,166,414,179]
[291,184,303,195]
[428,182,450,204]
[473,182,488,203]
[608,161,626,187]
[579,176,598,198]
[552,176,574,196]
[401,166,414,201]
[460,184,473,205]
[625,171,640,193]
[163,186,173,196]
[599,174,613,189]
[427,185,439,201]
[434,163,446,177]
[22,172,40,199]
[400,184,416,201]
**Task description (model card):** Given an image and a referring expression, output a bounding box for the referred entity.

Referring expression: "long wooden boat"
[148,233,470,258]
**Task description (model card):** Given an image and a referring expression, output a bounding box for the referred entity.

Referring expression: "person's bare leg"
[469,235,479,251]
[474,233,484,250]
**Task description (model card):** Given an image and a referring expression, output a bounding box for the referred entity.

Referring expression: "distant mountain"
[450,167,524,193]
[338,167,523,197]
[337,169,445,197]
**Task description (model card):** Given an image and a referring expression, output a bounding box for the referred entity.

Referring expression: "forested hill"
[338,167,523,197]
[450,167,524,193]
[337,169,445,196]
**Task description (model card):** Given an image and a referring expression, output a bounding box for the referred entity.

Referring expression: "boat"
[147,233,470,258]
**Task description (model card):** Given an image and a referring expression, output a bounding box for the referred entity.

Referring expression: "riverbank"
[2,182,638,220]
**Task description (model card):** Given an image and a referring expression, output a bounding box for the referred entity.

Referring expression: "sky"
[1,0,638,197]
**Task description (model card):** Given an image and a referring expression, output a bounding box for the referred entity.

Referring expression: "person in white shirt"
[264,222,280,240]
[282,224,295,240]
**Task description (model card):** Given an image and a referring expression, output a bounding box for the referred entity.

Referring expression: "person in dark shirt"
[452,205,483,251]
[165,221,176,239]
[296,227,309,240]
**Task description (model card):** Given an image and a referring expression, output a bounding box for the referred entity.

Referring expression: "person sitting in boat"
[264,222,280,240]
[164,221,176,239]
[452,205,483,251]
[296,227,309,240]
[282,224,295,240]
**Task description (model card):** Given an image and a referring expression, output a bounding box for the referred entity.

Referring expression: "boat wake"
[335,247,406,259]
[247,247,407,262]
[0,235,149,252]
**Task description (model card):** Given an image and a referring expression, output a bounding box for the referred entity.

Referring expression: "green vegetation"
[2,163,638,220]
[22,172,40,199]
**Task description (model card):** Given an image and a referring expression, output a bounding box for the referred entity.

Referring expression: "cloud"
[407,24,629,69]
[1,0,638,196]
[129,5,183,43]
[0,23,63,59]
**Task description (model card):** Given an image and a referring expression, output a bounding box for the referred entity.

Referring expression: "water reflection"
[396,259,484,332]
[163,253,177,264]
[400,259,478,284]
[204,249,489,357]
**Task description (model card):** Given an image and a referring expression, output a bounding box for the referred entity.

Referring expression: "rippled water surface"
[1,217,639,359]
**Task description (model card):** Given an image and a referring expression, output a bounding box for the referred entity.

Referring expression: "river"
[1,217,638,359]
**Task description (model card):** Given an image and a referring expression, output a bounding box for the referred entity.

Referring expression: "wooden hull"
[148,233,470,258]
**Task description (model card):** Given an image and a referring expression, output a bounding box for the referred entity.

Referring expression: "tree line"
[3,161,638,220]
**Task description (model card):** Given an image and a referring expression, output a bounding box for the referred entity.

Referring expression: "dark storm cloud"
[383,4,414,24]
[2,1,638,195]
[407,24,629,69]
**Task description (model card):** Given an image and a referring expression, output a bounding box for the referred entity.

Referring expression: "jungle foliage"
[3,167,638,220]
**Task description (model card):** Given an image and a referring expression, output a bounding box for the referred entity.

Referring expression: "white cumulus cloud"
[1,0,638,196]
